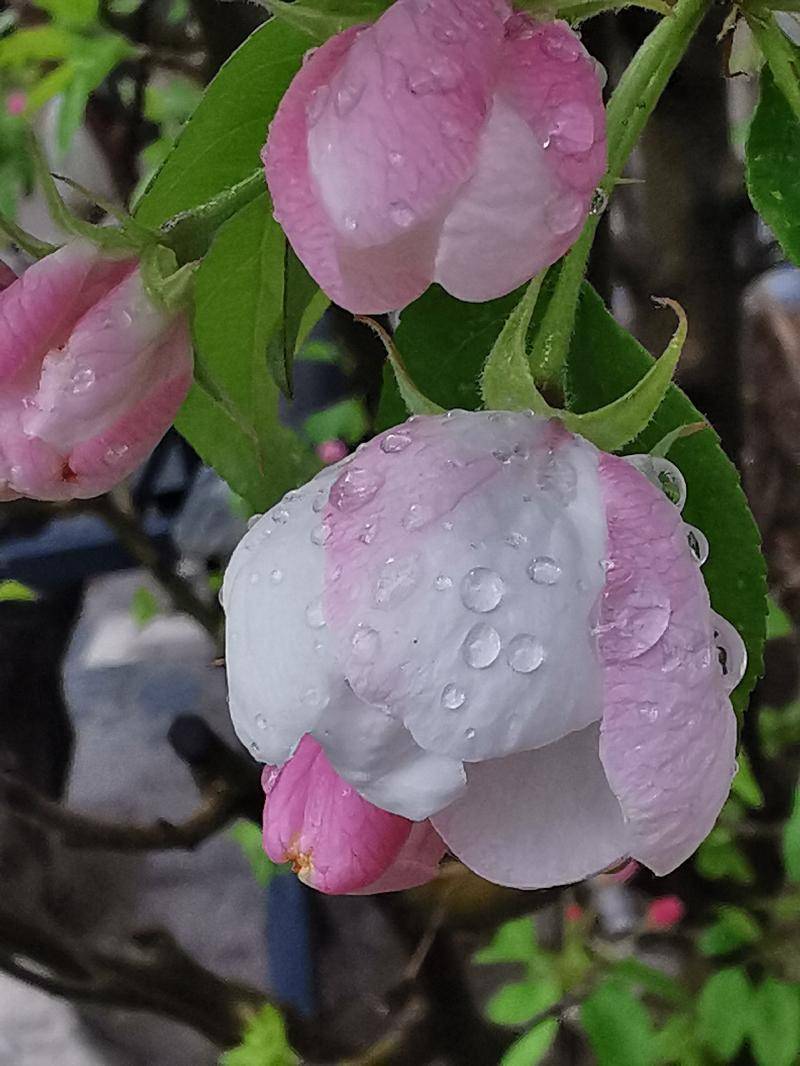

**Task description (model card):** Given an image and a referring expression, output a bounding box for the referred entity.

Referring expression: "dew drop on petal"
[380,432,411,453]
[343,215,358,232]
[402,502,432,531]
[255,714,268,730]
[542,29,581,62]
[375,554,421,608]
[269,569,283,585]
[312,492,327,513]
[460,567,504,612]
[330,466,383,512]
[249,572,260,585]
[71,367,95,394]
[434,20,466,43]
[302,687,329,710]
[546,193,585,236]
[712,613,747,693]
[685,524,709,565]
[441,683,466,710]
[464,727,476,741]
[311,522,332,546]
[335,79,364,116]
[389,201,416,229]
[434,575,453,591]
[272,508,290,525]
[527,556,561,585]
[462,623,501,668]
[388,150,405,167]
[638,703,659,723]
[305,598,326,629]
[247,513,263,530]
[506,634,545,673]
[306,85,329,124]
[547,101,595,155]
[351,624,381,662]
[505,532,527,549]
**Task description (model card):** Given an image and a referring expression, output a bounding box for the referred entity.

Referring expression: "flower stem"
[529,0,711,382]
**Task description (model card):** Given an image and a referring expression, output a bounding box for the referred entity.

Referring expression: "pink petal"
[351,820,446,894]
[597,454,738,875]
[262,734,413,894]
[434,18,605,301]
[0,241,133,386]
[0,260,16,291]
[431,723,628,889]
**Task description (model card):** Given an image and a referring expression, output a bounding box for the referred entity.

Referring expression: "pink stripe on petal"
[262,735,413,894]
[351,820,446,894]
[597,454,737,876]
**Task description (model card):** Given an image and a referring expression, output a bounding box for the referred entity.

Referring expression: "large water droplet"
[460,567,504,613]
[351,624,381,662]
[546,193,585,236]
[462,623,501,668]
[464,727,476,741]
[527,556,562,585]
[335,79,364,116]
[305,598,326,628]
[590,187,608,216]
[546,101,595,155]
[375,554,421,608]
[306,85,329,124]
[506,634,545,673]
[441,683,466,710]
[71,367,95,394]
[625,455,687,511]
[685,525,709,566]
[596,588,671,661]
[712,613,747,693]
[330,466,383,511]
[542,29,581,62]
[380,432,411,453]
[389,200,416,229]
[311,522,331,546]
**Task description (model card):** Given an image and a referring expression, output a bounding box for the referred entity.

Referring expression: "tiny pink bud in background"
[317,438,349,464]
[565,902,584,923]
[645,895,686,931]
[0,239,192,502]
[264,0,606,313]
[5,91,26,117]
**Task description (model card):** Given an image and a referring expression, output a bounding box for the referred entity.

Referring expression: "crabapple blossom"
[0,239,192,501]
[264,0,606,313]
[224,412,744,893]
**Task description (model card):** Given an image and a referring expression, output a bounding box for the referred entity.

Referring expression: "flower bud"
[224,412,743,892]
[264,0,606,313]
[0,240,192,501]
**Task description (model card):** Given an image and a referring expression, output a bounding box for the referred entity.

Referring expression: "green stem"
[530,0,711,382]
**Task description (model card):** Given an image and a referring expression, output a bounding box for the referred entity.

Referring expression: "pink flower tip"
[316,438,349,465]
[645,895,686,931]
[6,92,26,117]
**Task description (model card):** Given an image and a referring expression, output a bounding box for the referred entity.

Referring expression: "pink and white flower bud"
[224,412,743,893]
[0,240,192,501]
[264,0,606,314]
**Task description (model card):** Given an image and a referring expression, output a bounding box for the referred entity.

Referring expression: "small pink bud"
[565,902,584,923]
[6,92,26,117]
[265,0,606,313]
[645,895,686,931]
[0,240,192,501]
[317,438,349,464]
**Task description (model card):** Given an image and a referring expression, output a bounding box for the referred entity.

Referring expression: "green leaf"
[783,781,800,881]
[746,66,800,266]
[158,169,266,265]
[651,1014,704,1066]
[184,194,319,511]
[267,242,327,396]
[696,826,754,885]
[487,977,560,1027]
[0,25,76,68]
[136,20,308,228]
[0,580,37,602]
[698,906,760,956]
[129,586,160,627]
[229,820,285,888]
[501,1020,559,1066]
[266,0,387,42]
[55,36,136,154]
[749,979,800,1066]
[608,958,688,1007]
[731,751,764,809]
[220,1004,298,1066]
[697,967,752,1059]
[767,595,793,638]
[32,0,99,27]
[364,317,444,417]
[566,285,766,713]
[474,917,538,965]
[581,980,655,1066]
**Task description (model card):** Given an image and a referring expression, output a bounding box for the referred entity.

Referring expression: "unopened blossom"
[264,0,606,313]
[224,412,744,893]
[645,895,686,931]
[0,240,192,501]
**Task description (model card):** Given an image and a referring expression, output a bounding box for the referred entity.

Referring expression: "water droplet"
[351,624,381,662]
[712,613,747,694]
[441,683,466,710]
[686,525,709,565]
[546,193,585,236]
[408,56,462,94]
[596,589,671,661]
[246,514,262,530]
[330,466,383,511]
[302,46,318,65]
[638,703,659,723]
[434,575,452,591]
[389,200,416,228]
[302,687,329,710]
[505,532,527,549]
[542,29,581,62]
[464,727,476,741]
[272,508,290,525]
[504,12,536,38]
[402,502,432,531]
[250,572,260,585]
[306,85,329,124]
[359,521,377,544]
[546,101,595,155]
[506,634,545,673]
[535,449,578,502]
[311,521,331,546]
[625,455,687,510]
[305,598,325,628]
[375,554,421,608]
[442,521,454,532]
[527,556,561,585]
[269,568,283,585]
[343,215,358,232]
[312,492,327,513]
[381,432,412,454]
[255,714,268,730]
[71,367,95,394]
[388,150,405,167]
[462,623,501,668]
[460,567,504,613]
[434,20,466,43]
[590,187,608,215]
[335,79,364,116]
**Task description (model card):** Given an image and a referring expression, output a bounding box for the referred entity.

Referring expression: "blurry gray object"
[172,467,248,562]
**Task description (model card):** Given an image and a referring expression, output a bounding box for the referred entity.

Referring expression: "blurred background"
[1,1,800,1063]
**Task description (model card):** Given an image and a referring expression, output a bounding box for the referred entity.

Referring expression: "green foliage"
[749,978,800,1066]
[698,906,761,957]
[0,580,37,602]
[129,585,160,627]
[581,979,656,1066]
[767,595,793,639]
[181,194,320,511]
[696,967,751,1060]
[219,1004,298,1066]
[696,826,754,885]
[487,976,561,1026]
[782,781,800,882]
[228,821,285,888]
[500,1019,559,1066]
[746,65,800,266]
[473,917,538,965]
[266,0,388,42]
[32,0,99,28]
